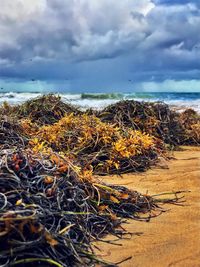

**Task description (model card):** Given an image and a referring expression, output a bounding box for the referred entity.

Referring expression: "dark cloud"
[153,0,200,6]
[0,0,200,91]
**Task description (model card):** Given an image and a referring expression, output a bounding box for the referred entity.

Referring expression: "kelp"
[179,109,200,144]
[20,114,163,174]
[97,100,200,146]
[0,118,26,149]
[0,96,187,266]
[0,95,82,125]
[0,145,181,267]
[1,95,199,146]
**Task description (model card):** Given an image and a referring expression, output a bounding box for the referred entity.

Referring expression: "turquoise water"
[0,92,200,112]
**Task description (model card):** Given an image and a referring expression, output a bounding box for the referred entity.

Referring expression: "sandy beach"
[1,95,200,266]
[1,0,200,265]
[95,146,200,267]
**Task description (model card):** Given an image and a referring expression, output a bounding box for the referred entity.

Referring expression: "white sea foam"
[62,97,200,112]
[0,92,42,104]
[164,99,200,113]
[64,98,120,110]
[0,92,199,113]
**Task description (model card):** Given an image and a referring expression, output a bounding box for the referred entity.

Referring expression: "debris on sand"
[97,100,200,146]
[0,95,196,266]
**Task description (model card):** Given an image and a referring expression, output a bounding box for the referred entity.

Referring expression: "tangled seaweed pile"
[0,95,196,266]
[180,109,200,145]
[20,114,163,174]
[97,100,200,145]
[0,95,82,125]
[0,119,179,267]
[2,95,199,146]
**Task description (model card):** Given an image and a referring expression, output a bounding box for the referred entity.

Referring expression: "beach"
[1,1,200,266]
[0,95,199,266]
[96,146,200,267]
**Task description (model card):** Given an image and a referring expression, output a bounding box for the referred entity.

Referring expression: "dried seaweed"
[20,114,163,174]
[0,95,195,266]
[97,100,200,146]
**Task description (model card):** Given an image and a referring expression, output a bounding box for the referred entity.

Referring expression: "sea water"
[0,92,200,112]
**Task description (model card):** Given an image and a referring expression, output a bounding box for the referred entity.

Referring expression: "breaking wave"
[0,91,200,112]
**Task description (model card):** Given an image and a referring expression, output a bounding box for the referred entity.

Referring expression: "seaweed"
[0,146,181,267]
[20,114,163,174]
[0,95,82,125]
[97,100,200,146]
[0,95,196,266]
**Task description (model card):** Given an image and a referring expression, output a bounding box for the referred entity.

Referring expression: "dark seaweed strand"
[0,148,183,267]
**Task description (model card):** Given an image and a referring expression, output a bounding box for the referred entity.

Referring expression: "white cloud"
[0,0,154,62]
[0,0,46,20]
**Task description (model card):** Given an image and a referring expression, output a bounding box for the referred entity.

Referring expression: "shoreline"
[95,146,200,267]
[0,92,200,113]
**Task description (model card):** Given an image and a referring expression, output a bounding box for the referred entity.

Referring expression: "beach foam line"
[0,92,199,113]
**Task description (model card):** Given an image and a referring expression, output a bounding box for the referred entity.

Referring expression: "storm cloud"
[0,0,200,91]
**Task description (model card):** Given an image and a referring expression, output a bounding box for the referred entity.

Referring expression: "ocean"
[0,92,200,112]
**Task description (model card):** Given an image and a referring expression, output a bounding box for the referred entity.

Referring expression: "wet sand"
[95,147,200,267]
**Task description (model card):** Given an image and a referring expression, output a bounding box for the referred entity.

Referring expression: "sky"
[0,0,200,92]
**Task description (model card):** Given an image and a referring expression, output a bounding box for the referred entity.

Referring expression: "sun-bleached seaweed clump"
[20,113,163,175]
